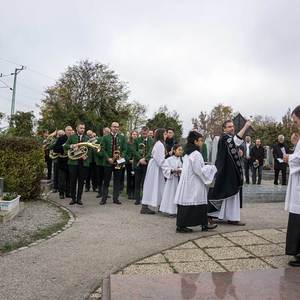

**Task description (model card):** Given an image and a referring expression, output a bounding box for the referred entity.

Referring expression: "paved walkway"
[0,192,289,300]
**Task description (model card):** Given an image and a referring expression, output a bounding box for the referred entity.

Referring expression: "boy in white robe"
[283,105,300,266]
[159,145,183,216]
[175,131,218,233]
[140,128,168,214]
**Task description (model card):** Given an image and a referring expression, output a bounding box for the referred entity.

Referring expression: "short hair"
[222,120,233,129]
[76,122,85,128]
[167,128,174,132]
[292,105,300,118]
[187,131,203,144]
[141,126,149,131]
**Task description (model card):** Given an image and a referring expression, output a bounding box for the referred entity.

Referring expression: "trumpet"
[112,147,125,170]
[68,142,101,160]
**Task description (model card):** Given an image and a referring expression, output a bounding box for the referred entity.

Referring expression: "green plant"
[0,136,45,201]
[2,192,18,201]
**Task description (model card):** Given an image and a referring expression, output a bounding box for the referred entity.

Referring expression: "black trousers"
[244,159,252,184]
[126,163,135,198]
[58,168,70,196]
[274,168,287,185]
[85,162,98,191]
[69,163,88,202]
[102,166,123,202]
[53,160,59,190]
[134,165,148,202]
[96,165,105,196]
[252,165,263,184]
[45,157,52,180]
[120,168,125,192]
[286,213,300,255]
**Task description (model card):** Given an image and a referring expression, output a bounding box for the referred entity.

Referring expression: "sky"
[0,0,299,134]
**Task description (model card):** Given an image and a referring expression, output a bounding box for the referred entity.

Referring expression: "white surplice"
[141,141,167,208]
[174,150,217,206]
[159,156,183,214]
[208,135,244,221]
[285,140,300,214]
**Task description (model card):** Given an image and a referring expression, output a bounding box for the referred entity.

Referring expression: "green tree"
[126,101,147,132]
[38,60,133,134]
[146,106,183,138]
[8,111,35,137]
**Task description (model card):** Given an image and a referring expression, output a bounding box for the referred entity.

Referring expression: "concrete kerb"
[1,191,75,257]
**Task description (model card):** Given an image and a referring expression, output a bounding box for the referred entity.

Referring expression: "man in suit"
[241,136,253,184]
[273,135,289,185]
[100,122,127,205]
[133,126,153,205]
[250,138,265,185]
[63,122,90,205]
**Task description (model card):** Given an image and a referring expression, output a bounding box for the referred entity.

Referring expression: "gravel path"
[0,200,67,252]
[0,192,289,300]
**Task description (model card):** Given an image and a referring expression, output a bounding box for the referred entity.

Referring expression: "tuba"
[68,142,101,160]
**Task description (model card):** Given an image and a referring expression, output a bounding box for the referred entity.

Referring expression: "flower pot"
[0,195,20,211]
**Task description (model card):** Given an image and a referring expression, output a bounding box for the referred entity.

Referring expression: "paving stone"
[122,264,174,275]
[163,249,211,262]
[263,255,290,268]
[278,243,286,249]
[278,228,287,233]
[250,229,282,237]
[244,244,285,257]
[226,235,271,246]
[260,233,287,243]
[194,236,235,248]
[172,242,198,250]
[205,247,253,260]
[221,231,255,238]
[218,258,270,272]
[172,261,225,273]
[135,254,167,264]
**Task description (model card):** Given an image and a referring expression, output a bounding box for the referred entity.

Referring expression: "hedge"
[0,136,45,201]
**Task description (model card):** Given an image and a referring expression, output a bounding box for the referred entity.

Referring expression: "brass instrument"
[43,130,57,150]
[137,142,146,166]
[68,142,101,160]
[88,137,98,144]
[112,147,125,170]
[49,150,68,160]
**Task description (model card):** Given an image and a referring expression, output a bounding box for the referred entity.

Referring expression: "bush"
[0,136,45,201]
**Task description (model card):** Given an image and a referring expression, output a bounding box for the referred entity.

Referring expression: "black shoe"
[59,193,65,199]
[93,188,97,192]
[202,223,218,231]
[69,200,76,205]
[134,200,141,205]
[257,182,261,185]
[100,200,106,205]
[140,206,155,214]
[274,182,278,185]
[66,194,71,198]
[113,200,122,205]
[96,193,102,198]
[77,200,83,205]
[288,259,300,267]
[176,227,193,233]
[52,189,58,193]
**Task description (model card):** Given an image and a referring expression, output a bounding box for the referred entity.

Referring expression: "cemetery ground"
[0,189,290,300]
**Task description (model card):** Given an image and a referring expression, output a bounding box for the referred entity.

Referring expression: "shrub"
[0,136,45,201]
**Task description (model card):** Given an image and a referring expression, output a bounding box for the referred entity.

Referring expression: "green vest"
[101,133,127,167]
[63,134,91,167]
[133,137,153,168]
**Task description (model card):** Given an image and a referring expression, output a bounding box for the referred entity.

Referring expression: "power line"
[0,78,13,90]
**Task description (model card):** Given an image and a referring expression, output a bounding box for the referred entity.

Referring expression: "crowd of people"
[42,105,300,267]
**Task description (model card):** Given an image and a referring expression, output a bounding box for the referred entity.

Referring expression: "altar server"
[159,144,183,216]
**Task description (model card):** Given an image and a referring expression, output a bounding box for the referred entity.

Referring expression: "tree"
[38,60,134,134]
[192,104,233,137]
[146,106,183,138]
[8,111,35,137]
[126,101,147,132]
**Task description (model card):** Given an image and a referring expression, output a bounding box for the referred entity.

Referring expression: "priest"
[283,105,300,267]
[208,119,252,225]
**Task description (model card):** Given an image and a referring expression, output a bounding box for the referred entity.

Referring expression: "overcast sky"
[0,0,299,133]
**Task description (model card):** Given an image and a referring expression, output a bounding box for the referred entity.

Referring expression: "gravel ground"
[0,200,68,251]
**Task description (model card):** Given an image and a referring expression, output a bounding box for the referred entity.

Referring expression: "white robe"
[159,156,183,214]
[141,141,167,208]
[285,140,300,214]
[174,151,217,206]
[208,135,244,221]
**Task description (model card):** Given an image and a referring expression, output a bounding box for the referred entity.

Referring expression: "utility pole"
[10,66,25,126]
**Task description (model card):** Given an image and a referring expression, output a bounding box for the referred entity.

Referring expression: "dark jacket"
[273,143,289,170]
[165,137,177,157]
[250,146,265,166]
[53,135,68,170]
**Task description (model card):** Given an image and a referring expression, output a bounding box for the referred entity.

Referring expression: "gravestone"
[205,135,213,162]
[211,136,220,164]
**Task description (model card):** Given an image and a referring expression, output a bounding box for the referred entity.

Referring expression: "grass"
[0,202,70,254]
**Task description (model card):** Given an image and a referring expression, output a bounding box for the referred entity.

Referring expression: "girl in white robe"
[159,145,183,216]
[174,131,218,233]
[284,130,300,265]
[140,128,168,214]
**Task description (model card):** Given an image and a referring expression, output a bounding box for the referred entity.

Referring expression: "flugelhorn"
[68,142,101,160]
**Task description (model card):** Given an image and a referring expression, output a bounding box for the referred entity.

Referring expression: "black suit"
[273,143,289,185]
[250,146,265,184]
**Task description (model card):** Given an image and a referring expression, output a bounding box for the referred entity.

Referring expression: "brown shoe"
[227,220,246,226]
